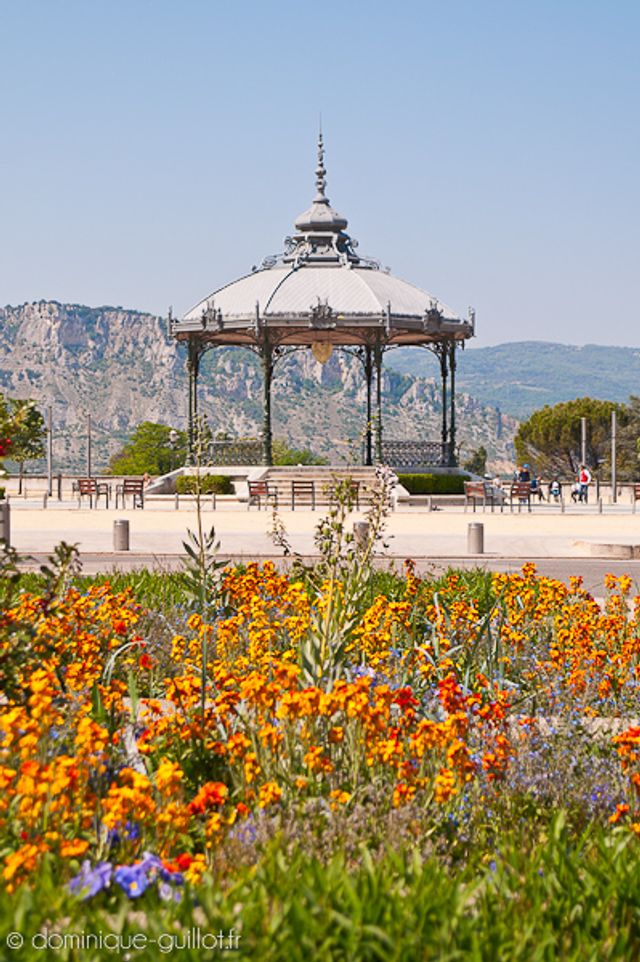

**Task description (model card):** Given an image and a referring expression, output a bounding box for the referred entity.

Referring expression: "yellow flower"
[155,759,184,795]
[258,782,282,807]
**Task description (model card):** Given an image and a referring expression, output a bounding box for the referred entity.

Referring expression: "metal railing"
[378,440,452,468]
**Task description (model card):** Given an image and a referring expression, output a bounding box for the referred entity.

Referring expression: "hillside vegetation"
[387,342,640,419]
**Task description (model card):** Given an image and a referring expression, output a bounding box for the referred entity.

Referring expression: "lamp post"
[168,429,178,473]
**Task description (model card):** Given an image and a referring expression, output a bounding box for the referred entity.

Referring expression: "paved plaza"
[9,501,640,591]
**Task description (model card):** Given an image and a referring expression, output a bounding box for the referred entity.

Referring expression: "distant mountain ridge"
[386,342,640,419]
[0,301,516,472]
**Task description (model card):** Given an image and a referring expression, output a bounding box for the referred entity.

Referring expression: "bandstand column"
[261,338,274,466]
[186,336,202,464]
[364,345,373,466]
[439,344,449,465]
[448,340,457,466]
[373,337,383,462]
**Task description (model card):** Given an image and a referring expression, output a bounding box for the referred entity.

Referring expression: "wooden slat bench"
[509,481,532,512]
[247,480,278,510]
[291,480,316,511]
[464,481,502,513]
[77,478,110,509]
[115,478,145,509]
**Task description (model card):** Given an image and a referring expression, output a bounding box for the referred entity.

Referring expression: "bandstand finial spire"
[314,125,328,204]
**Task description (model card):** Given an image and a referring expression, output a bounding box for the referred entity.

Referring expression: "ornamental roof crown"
[286,132,358,265]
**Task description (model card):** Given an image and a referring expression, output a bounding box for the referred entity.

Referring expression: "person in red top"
[578,464,591,503]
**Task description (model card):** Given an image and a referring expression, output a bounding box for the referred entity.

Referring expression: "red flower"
[188,781,228,815]
[392,687,419,711]
[139,653,153,670]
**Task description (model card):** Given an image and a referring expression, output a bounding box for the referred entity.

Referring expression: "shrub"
[398,473,469,495]
[176,474,233,495]
[109,422,188,476]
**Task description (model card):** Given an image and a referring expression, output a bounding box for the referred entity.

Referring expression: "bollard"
[0,501,10,547]
[43,493,48,509]
[175,493,179,511]
[561,496,565,514]
[353,521,370,550]
[113,519,130,551]
[467,522,484,554]
[598,498,603,514]
[57,473,62,501]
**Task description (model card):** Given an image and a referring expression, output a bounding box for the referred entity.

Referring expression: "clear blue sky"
[1,0,638,347]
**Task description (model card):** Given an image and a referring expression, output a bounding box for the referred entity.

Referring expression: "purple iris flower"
[69,860,113,899]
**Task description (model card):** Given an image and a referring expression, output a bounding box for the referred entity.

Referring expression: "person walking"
[578,464,592,503]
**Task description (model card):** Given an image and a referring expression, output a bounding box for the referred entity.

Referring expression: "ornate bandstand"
[170,136,475,467]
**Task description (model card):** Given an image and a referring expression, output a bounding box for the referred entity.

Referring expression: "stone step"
[258,466,384,509]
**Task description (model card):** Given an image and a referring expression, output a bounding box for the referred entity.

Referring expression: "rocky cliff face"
[1,301,516,471]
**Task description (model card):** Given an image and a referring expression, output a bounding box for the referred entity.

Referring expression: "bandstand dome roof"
[172,135,474,348]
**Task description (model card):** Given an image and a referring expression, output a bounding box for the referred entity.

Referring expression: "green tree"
[10,399,47,493]
[613,395,640,480]
[463,446,488,476]
[109,422,188,476]
[0,396,47,492]
[515,397,624,477]
[272,439,328,466]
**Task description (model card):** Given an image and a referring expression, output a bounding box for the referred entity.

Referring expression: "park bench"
[325,477,361,509]
[509,481,532,512]
[77,478,110,509]
[464,480,502,513]
[247,480,278,510]
[115,478,145,509]
[291,480,316,511]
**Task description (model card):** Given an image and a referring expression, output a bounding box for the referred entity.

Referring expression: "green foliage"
[282,469,397,686]
[463,445,488,475]
[272,439,328,465]
[108,422,187,476]
[615,395,640,480]
[2,818,640,961]
[0,542,80,704]
[0,395,46,484]
[5,398,46,464]
[515,397,623,476]
[176,474,233,495]
[398,473,469,494]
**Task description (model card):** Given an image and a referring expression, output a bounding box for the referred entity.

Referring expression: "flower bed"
[2,539,640,957]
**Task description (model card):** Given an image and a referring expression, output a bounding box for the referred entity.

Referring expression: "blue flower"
[114,865,149,899]
[69,860,113,899]
[107,821,140,848]
[159,880,183,902]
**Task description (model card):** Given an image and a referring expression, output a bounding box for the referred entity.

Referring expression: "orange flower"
[258,782,282,807]
[188,782,228,815]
